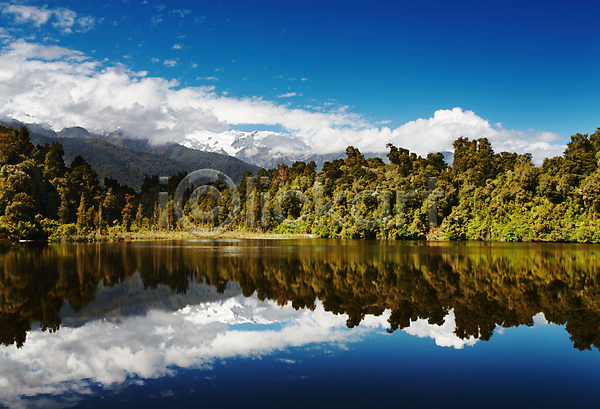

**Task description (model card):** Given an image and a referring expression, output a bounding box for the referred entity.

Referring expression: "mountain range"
[179,129,453,168]
[1,117,452,190]
[180,129,353,169]
[1,118,261,190]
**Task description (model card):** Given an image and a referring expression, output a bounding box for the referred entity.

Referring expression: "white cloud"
[151,15,162,26]
[0,27,11,43]
[172,43,183,50]
[277,92,297,98]
[51,8,76,33]
[0,295,368,408]
[1,4,51,27]
[0,291,489,408]
[377,108,565,163]
[0,40,566,161]
[0,4,97,33]
[0,40,224,144]
[171,9,191,18]
[403,310,478,349]
[77,15,97,32]
[533,312,548,326]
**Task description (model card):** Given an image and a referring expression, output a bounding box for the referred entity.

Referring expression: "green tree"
[121,194,135,231]
[133,203,144,231]
[76,193,94,234]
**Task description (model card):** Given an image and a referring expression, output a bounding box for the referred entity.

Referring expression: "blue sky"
[1,0,599,160]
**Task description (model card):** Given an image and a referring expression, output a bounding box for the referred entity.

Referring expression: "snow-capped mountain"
[182,130,319,168]
[1,117,365,169]
[180,129,400,169]
[179,129,238,156]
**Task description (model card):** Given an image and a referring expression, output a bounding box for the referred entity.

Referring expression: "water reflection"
[1,240,600,351]
[0,294,379,407]
[4,240,600,407]
[1,288,487,409]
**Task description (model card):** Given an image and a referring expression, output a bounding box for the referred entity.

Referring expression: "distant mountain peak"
[58,126,104,140]
[1,117,398,171]
[183,129,318,168]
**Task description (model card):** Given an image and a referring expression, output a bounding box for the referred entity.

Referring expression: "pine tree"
[168,198,176,230]
[133,203,144,231]
[103,188,119,225]
[76,193,89,233]
[121,194,135,231]
[86,206,97,233]
[95,204,107,232]
[43,142,67,181]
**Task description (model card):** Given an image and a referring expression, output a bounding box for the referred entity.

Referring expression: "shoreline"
[45,230,320,243]
[16,228,599,244]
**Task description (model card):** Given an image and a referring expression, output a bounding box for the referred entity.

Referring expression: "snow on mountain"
[180,129,239,156]
[1,116,370,169]
[182,130,316,168]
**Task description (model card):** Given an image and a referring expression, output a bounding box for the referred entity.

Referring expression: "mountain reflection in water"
[1,240,600,407]
[1,240,599,351]
[0,293,394,406]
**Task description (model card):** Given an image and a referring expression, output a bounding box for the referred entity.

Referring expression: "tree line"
[2,241,600,351]
[2,124,600,242]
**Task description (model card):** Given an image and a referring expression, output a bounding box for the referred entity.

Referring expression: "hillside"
[29,133,184,190]
[150,143,258,184]
[27,130,260,190]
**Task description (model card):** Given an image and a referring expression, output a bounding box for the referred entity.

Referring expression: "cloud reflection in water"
[0,294,483,408]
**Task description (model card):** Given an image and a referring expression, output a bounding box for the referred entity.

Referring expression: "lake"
[1,239,600,408]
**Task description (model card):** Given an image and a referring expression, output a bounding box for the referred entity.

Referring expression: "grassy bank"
[47,228,318,243]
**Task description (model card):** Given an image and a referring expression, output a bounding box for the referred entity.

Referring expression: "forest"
[2,242,600,351]
[2,124,600,242]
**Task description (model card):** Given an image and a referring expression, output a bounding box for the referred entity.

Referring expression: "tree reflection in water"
[1,240,600,351]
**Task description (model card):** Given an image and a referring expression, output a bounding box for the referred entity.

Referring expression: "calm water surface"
[1,239,600,408]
